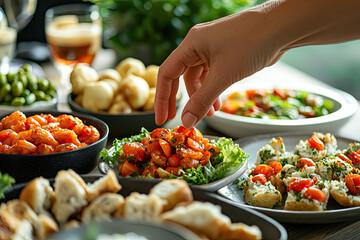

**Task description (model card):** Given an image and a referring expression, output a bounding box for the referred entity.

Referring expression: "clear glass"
[0,7,17,74]
[45,4,102,101]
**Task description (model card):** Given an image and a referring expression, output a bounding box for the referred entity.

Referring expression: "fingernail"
[182,112,198,128]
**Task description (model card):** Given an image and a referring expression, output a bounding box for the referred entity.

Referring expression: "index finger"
[155,42,203,125]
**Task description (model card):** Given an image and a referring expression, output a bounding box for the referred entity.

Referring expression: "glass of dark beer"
[45,4,102,100]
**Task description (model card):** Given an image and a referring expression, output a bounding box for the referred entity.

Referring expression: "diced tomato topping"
[221,100,238,114]
[146,139,161,154]
[252,165,273,180]
[180,158,199,169]
[188,127,202,142]
[122,142,145,161]
[297,158,316,168]
[165,167,183,176]
[173,125,189,134]
[159,139,171,158]
[200,151,211,166]
[304,187,327,202]
[337,153,353,165]
[268,161,282,175]
[252,174,267,185]
[205,143,220,157]
[151,150,167,167]
[308,135,324,151]
[169,132,186,146]
[345,174,360,196]
[287,178,314,193]
[168,154,181,167]
[121,161,141,177]
[186,137,204,152]
[348,152,360,166]
[273,89,288,100]
[150,128,171,142]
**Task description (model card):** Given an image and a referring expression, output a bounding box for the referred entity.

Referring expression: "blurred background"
[3,0,360,100]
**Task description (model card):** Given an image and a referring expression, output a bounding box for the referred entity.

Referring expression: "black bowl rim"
[0,110,109,158]
[68,93,182,117]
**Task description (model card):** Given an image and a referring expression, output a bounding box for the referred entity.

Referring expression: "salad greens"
[100,128,248,185]
[0,171,15,199]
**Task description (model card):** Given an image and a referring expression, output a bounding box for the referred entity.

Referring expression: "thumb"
[181,75,224,128]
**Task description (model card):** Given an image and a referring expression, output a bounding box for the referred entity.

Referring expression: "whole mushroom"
[82,81,114,111]
[70,64,98,95]
[122,74,150,110]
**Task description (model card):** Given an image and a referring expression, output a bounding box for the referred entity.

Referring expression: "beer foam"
[46,21,101,47]
[0,27,17,45]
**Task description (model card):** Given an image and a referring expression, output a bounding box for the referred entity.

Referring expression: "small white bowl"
[204,83,358,139]
[0,97,58,115]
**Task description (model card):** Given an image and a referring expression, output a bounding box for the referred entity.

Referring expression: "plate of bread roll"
[218,132,360,224]
[2,169,287,240]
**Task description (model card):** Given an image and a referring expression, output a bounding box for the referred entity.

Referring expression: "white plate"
[218,132,360,224]
[98,136,248,192]
[0,97,58,115]
[204,83,358,139]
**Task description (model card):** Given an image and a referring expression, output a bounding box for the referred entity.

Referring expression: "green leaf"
[0,172,15,199]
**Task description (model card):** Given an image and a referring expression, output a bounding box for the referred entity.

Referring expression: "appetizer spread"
[0,170,262,240]
[221,89,334,119]
[0,64,56,106]
[0,111,100,154]
[100,126,248,185]
[239,132,360,211]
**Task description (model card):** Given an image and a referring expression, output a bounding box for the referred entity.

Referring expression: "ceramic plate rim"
[212,83,358,126]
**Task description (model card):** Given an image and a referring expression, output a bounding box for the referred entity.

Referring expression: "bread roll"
[220,223,262,240]
[51,170,88,223]
[0,208,33,240]
[149,179,193,211]
[19,177,54,216]
[123,192,163,222]
[81,193,124,223]
[87,169,122,201]
[161,201,231,240]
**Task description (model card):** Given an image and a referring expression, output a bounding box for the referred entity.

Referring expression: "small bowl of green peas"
[0,64,57,114]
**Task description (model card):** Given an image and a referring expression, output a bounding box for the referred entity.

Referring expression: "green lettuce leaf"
[0,172,15,199]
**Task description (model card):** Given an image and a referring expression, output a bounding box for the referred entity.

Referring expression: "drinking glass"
[45,4,102,101]
[0,7,17,74]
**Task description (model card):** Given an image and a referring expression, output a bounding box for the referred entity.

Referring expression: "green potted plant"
[87,0,266,65]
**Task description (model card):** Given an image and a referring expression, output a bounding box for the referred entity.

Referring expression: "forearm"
[260,0,360,49]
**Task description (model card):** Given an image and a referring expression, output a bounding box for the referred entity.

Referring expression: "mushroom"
[116,57,146,79]
[70,64,98,95]
[122,74,150,110]
[98,69,122,85]
[142,65,159,88]
[143,88,156,111]
[82,81,114,111]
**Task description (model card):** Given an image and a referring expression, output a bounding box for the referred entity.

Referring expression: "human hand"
[154,0,360,129]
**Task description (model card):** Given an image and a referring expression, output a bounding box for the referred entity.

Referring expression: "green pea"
[46,89,56,98]
[12,81,24,97]
[4,94,13,103]
[38,78,49,92]
[22,64,32,72]
[34,90,46,101]
[27,73,38,92]
[6,73,18,83]
[25,93,36,105]
[0,74,7,87]
[22,89,31,98]
[0,83,11,102]
[11,97,26,106]
[18,74,28,89]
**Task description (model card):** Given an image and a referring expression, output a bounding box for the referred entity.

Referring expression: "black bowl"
[68,94,180,138]
[0,111,108,183]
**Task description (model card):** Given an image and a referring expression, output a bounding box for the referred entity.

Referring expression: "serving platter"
[218,132,360,224]
[3,175,287,240]
[98,136,248,192]
[204,82,358,138]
